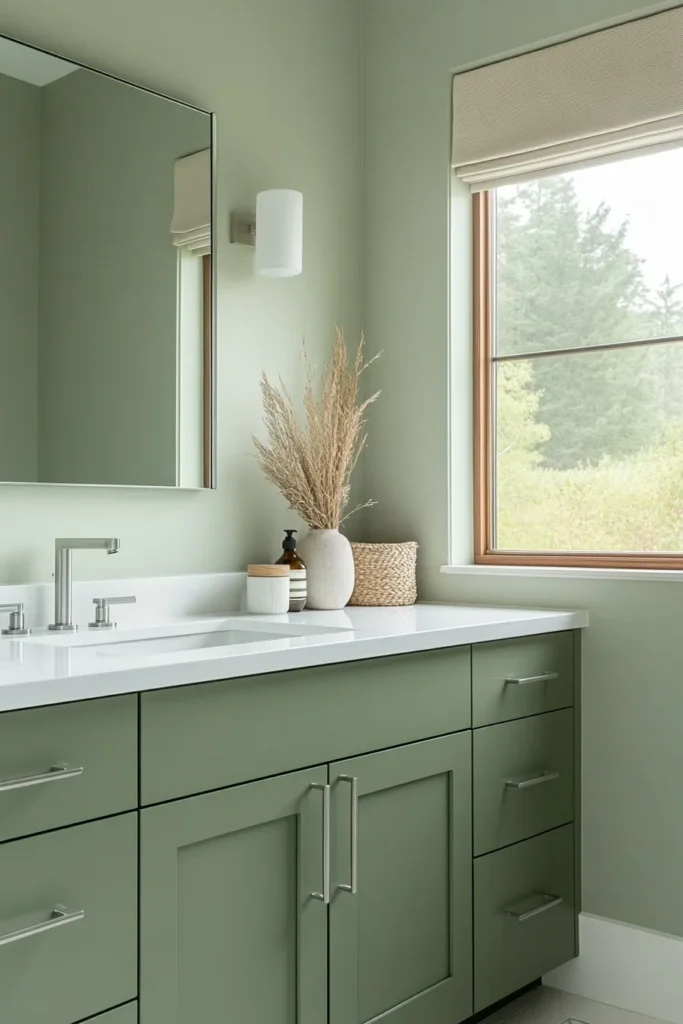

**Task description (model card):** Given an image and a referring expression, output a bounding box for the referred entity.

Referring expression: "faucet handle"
[0,603,29,637]
[89,596,136,630]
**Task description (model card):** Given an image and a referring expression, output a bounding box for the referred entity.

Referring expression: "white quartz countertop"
[0,603,588,712]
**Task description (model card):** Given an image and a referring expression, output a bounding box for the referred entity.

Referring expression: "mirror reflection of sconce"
[230,189,303,277]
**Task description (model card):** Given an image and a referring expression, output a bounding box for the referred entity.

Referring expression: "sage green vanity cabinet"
[0,814,137,1024]
[329,733,472,1024]
[0,628,580,1024]
[140,767,328,1024]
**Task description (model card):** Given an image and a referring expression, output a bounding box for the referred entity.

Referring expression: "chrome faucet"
[49,538,120,632]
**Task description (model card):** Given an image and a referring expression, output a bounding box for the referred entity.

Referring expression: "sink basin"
[93,628,292,658]
[21,616,354,659]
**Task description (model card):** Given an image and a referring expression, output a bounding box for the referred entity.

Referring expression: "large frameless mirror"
[0,34,215,488]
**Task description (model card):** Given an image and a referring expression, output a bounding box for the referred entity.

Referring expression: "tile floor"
[484,986,669,1024]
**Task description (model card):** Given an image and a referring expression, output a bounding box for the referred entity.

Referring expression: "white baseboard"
[544,912,683,1023]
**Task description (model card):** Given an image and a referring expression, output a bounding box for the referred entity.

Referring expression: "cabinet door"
[330,733,472,1024]
[140,767,328,1024]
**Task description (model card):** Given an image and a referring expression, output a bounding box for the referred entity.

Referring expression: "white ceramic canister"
[246,564,290,614]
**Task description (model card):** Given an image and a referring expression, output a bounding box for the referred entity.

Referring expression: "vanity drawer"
[473,709,574,855]
[141,647,471,804]
[473,632,574,727]
[0,813,137,1024]
[0,695,137,842]
[474,824,575,1011]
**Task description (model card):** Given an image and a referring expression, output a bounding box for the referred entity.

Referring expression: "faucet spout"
[55,537,120,553]
[49,538,121,631]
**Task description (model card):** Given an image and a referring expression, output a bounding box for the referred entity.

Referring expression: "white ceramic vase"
[298,529,355,610]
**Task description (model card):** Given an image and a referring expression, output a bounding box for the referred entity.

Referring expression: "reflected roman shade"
[452,7,683,192]
[171,148,211,255]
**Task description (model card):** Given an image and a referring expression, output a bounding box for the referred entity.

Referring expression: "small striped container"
[288,567,307,612]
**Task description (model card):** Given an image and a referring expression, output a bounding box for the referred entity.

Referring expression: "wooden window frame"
[472,190,683,570]
[202,253,212,489]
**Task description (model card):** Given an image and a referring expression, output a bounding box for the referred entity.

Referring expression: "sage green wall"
[0,72,40,481]
[38,68,209,487]
[0,0,361,581]
[362,0,683,938]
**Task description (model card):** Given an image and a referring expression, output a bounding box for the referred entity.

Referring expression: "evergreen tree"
[643,275,683,337]
[640,275,683,427]
[496,177,659,469]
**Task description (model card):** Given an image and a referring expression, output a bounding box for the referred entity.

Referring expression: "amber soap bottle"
[276,530,307,612]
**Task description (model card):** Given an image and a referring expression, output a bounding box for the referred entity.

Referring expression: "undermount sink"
[22,616,354,659]
[92,628,293,658]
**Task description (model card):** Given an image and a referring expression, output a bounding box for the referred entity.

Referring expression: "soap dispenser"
[276,530,307,612]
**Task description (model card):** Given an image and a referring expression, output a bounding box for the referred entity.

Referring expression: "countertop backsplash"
[0,572,248,632]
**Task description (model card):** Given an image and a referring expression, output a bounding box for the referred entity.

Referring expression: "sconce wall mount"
[229,212,256,248]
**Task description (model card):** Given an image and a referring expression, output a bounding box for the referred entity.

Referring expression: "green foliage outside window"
[495,176,683,552]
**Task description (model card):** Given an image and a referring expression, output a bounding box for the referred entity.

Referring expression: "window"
[473,149,683,568]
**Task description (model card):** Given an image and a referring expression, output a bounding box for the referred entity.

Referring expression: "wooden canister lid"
[247,564,290,577]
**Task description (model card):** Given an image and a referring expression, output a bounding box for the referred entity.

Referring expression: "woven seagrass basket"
[349,541,418,606]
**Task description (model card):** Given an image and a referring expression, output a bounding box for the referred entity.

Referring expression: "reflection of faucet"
[49,538,120,632]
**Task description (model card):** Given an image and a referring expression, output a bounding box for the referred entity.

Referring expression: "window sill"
[441,564,683,582]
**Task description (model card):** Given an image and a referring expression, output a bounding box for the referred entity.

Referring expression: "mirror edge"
[208,111,217,490]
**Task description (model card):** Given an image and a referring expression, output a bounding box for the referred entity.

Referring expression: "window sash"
[472,191,683,570]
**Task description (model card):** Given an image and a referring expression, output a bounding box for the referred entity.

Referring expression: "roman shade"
[171,148,211,255]
[452,7,683,192]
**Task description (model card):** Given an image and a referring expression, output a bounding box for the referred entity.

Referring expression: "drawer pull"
[0,905,84,946]
[0,763,83,793]
[504,770,560,790]
[337,775,358,896]
[503,892,563,922]
[310,783,331,905]
[505,672,559,686]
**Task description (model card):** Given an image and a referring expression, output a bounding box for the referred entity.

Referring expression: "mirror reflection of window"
[0,36,213,488]
[171,148,212,489]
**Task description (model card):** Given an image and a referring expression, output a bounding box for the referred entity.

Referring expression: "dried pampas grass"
[253,329,381,530]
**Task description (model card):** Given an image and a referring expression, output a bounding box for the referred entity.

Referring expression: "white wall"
[0,0,361,582]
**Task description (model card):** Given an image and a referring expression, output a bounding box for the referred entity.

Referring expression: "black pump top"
[282,529,298,550]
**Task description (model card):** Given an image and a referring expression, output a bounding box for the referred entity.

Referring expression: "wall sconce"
[230,189,303,277]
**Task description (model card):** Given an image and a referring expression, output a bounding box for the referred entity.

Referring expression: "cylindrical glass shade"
[255,189,303,277]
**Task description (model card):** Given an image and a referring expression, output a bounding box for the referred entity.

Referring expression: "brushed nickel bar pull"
[0,763,83,793]
[0,905,84,947]
[504,770,560,790]
[310,783,331,905]
[505,672,559,686]
[504,893,563,922]
[337,775,358,896]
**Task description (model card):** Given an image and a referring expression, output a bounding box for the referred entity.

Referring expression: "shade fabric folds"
[171,148,211,255]
[452,8,683,192]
